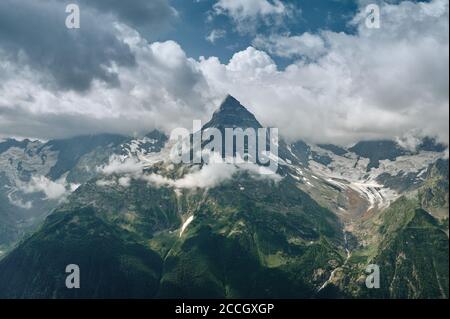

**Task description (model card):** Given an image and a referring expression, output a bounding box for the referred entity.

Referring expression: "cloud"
[0,0,176,91]
[174,164,234,188]
[7,194,32,210]
[226,47,277,74]
[143,160,280,190]
[0,25,216,139]
[253,33,327,59]
[143,163,238,189]
[395,130,423,151]
[199,0,449,145]
[206,29,227,44]
[20,175,76,200]
[0,0,131,91]
[96,179,118,187]
[212,0,296,33]
[118,176,132,187]
[99,152,281,190]
[73,0,177,31]
[0,0,448,148]
[99,155,144,176]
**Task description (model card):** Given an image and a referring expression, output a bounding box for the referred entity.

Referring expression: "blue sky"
[165,0,360,66]
[162,0,428,67]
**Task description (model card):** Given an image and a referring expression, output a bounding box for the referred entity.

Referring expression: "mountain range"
[0,95,448,298]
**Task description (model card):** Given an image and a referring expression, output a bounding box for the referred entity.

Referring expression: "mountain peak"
[203,95,261,130]
[145,129,168,141]
[219,95,245,111]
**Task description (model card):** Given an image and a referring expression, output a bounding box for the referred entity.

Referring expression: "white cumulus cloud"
[206,29,227,44]
[199,0,449,145]
[213,0,296,33]
[20,176,73,200]
[253,32,327,59]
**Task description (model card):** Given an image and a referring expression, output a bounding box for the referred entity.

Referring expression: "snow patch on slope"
[180,215,194,237]
[308,145,446,210]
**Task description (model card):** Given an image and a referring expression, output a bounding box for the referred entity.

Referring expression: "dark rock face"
[349,140,409,171]
[203,95,262,131]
